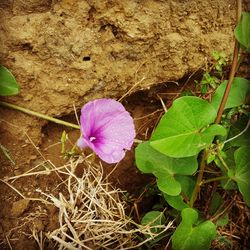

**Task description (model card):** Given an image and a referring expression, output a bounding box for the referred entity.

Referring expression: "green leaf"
[212,51,228,75]
[163,176,195,211]
[0,65,20,96]
[211,77,250,110]
[215,235,232,248]
[216,147,250,206]
[216,214,229,227]
[215,149,238,190]
[234,146,250,207]
[150,96,226,157]
[207,152,216,164]
[172,208,217,250]
[234,12,250,52]
[176,175,196,199]
[208,192,223,215]
[0,144,15,165]
[135,142,197,196]
[163,194,189,211]
[141,211,167,241]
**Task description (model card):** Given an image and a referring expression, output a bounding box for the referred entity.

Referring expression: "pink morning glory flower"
[77,98,136,164]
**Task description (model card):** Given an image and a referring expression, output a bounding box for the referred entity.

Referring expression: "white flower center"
[89,136,96,142]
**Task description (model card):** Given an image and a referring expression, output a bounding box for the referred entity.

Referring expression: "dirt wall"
[0,0,236,140]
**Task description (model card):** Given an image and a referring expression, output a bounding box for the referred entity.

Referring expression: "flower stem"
[0,101,80,130]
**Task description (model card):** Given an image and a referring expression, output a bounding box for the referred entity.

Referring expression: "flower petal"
[80,99,125,138]
[78,98,136,163]
[94,141,126,164]
[98,112,136,150]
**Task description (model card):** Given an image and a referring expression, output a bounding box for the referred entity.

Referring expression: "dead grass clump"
[37,156,173,249]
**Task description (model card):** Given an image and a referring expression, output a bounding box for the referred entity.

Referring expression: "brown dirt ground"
[0,85,165,249]
[1,74,250,249]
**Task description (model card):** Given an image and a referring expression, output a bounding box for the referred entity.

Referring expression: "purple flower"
[77,98,136,164]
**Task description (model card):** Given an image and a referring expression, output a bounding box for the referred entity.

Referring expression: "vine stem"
[190,0,242,207]
[215,0,242,124]
[0,101,80,130]
[201,175,229,185]
[224,117,250,144]
[189,150,208,207]
[217,153,230,171]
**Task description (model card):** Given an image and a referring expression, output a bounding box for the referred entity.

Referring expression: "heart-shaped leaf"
[234,146,250,207]
[150,96,226,157]
[211,77,250,111]
[0,65,20,96]
[135,142,197,196]
[234,12,250,52]
[216,147,250,206]
[163,176,195,211]
[172,208,217,250]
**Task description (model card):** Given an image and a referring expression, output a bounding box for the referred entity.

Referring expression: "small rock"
[33,219,45,231]
[10,199,30,217]
[30,155,37,160]
[23,94,33,101]
[14,169,22,176]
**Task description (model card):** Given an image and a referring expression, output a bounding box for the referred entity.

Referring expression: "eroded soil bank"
[0,0,236,142]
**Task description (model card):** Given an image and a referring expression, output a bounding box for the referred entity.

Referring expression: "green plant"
[212,51,228,74]
[0,65,20,162]
[135,8,250,250]
[234,12,250,52]
[0,65,20,96]
[194,50,228,94]
[141,211,167,244]
[60,131,77,158]
[172,208,216,250]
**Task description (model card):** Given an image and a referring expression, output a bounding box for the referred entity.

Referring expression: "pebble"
[10,199,30,217]
[30,155,37,160]
[23,94,33,101]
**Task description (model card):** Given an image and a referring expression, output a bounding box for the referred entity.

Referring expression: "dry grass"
[40,156,173,249]
[0,117,173,249]
[1,155,173,249]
